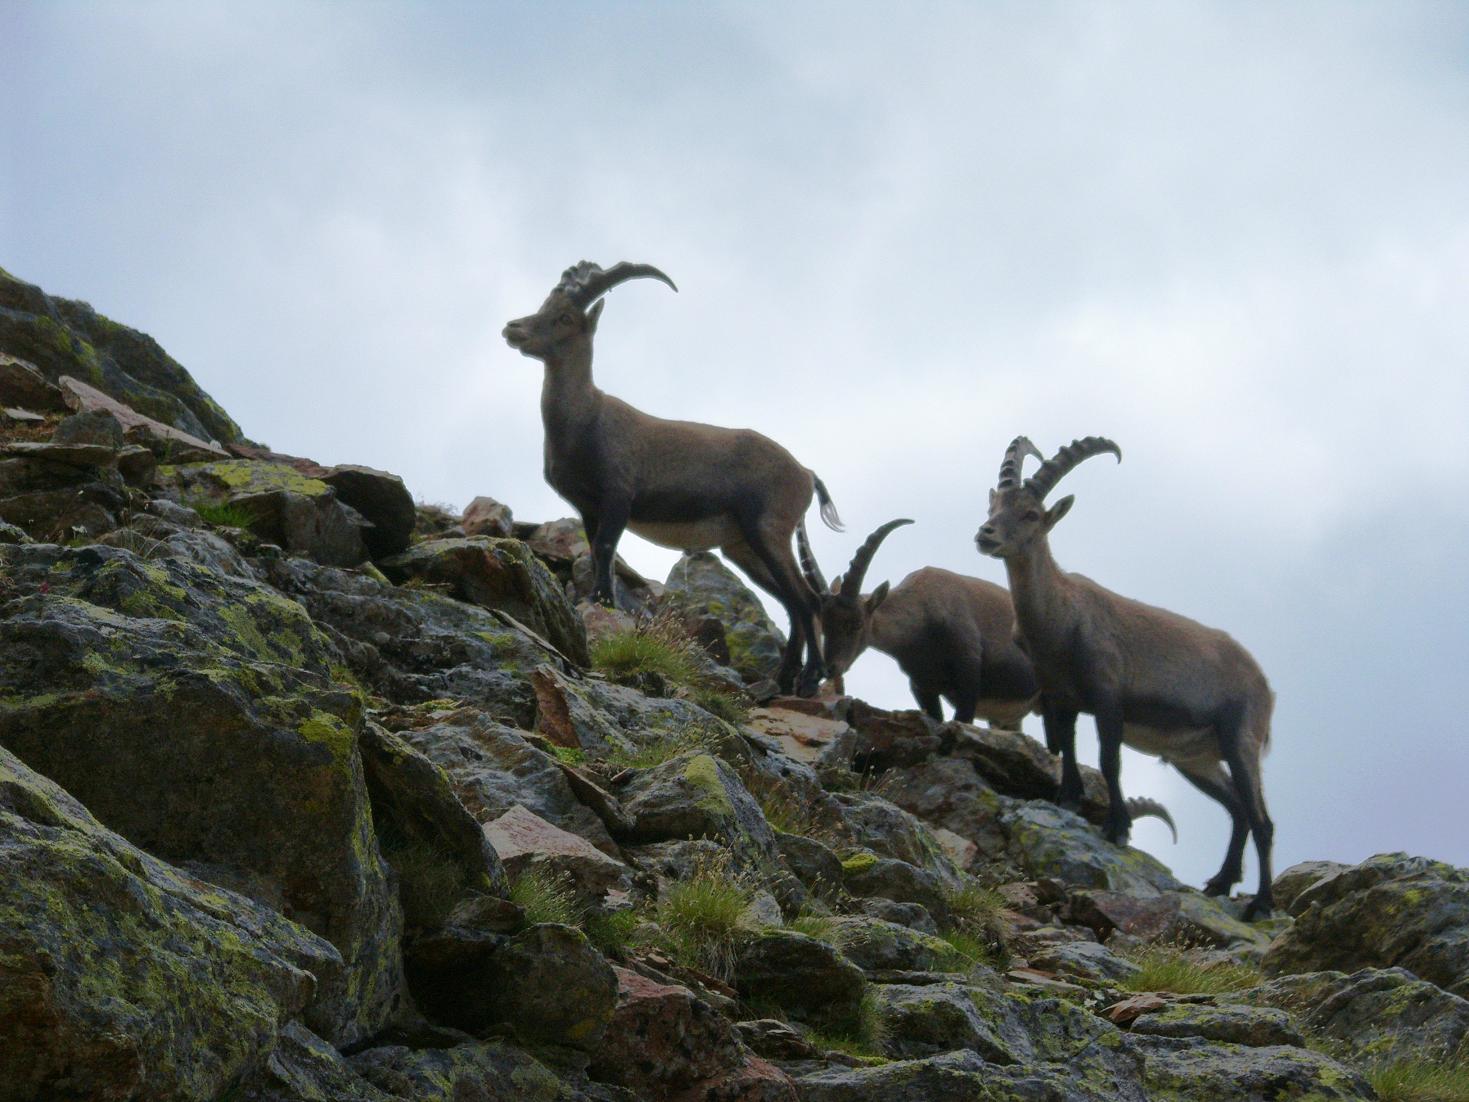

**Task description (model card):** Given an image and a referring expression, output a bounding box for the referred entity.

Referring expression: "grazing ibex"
[503,260,842,696]
[976,436,1275,916]
[798,518,1039,728]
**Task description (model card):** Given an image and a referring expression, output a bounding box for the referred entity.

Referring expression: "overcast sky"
[5,2,1468,891]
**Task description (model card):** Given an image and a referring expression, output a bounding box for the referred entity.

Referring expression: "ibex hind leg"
[1176,761,1248,897]
[721,536,814,695]
[1221,705,1275,919]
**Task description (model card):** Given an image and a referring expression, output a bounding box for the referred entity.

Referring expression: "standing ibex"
[798,518,1039,727]
[976,436,1276,916]
[503,260,842,696]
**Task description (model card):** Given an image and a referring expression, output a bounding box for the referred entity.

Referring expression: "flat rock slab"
[747,706,850,764]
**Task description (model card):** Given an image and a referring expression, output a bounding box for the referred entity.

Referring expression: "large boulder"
[0,268,244,443]
[1001,800,1183,895]
[266,557,549,725]
[664,551,785,683]
[617,751,782,868]
[1124,1036,1373,1100]
[380,535,589,664]
[0,437,128,540]
[162,459,370,566]
[351,1039,630,1102]
[732,930,867,1030]
[1261,852,1469,997]
[1227,966,1469,1066]
[0,543,403,1044]
[0,745,338,1102]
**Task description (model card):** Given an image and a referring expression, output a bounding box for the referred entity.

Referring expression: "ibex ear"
[988,488,998,508]
[586,299,605,334]
[830,574,844,595]
[866,581,891,615]
[1044,495,1075,531]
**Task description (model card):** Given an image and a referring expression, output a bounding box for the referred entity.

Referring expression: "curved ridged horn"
[1025,436,1122,501]
[796,521,828,596]
[558,260,677,309]
[997,436,1044,490]
[1125,796,1178,844]
[840,518,914,599]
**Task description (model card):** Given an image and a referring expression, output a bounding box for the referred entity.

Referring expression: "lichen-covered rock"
[0,351,68,410]
[0,268,244,443]
[618,751,782,868]
[351,1038,633,1102]
[1026,937,1141,983]
[1272,859,1352,914]
[0,746,338,1102]
[163,459,371,566]
[1002,800,1183,895]
[267,557,548,724]
[0,543,403,1044]
[234,1022,395,1102]
[483,924,619,1051]
[823,916,957,974]
[380,702,618,853]
[359,722,509,929]
[839,853,952,923]
[1129,1003,1305,1047]
[875,982,1018,1061]
[876,756,1008,859]
[1068,888,1270,951]
[830,791,961,885]
[665,550,785,682]
[1124,1035,1373,1100]
[316,464,416,559]
[381,535,589,665]
[1226,966,1469,1066]
[1261,852,1469,997]
[733,929,867,1030]
[0,440,127,539]
[776,832,844,896]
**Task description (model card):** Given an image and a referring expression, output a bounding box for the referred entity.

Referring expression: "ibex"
[798,518,1039,727]
[503,260,842,696]
[976,436,1275,916]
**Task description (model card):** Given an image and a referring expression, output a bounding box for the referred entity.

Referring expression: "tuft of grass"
[592,611,751,722]
[806,989,890,1061]
[591,613,707,687]
[653,853,756,981]
[585,908,642,956]
[787,910,841,944]
[190,498,260,529]
[1364,1055,1469,1102]
[509,866,583,928]
[604,726,725,773]
[379,835,468,929]
[550,744,587,766]
[933,928,998,971]
[1118,943,1263,995]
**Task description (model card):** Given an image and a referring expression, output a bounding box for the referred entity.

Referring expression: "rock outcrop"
[0,269,1462,1101]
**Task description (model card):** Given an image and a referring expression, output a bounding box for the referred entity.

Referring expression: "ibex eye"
[559,313,573,324]
[1024,511,1040,522]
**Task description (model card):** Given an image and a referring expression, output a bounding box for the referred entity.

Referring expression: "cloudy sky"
[5,2,1468,891]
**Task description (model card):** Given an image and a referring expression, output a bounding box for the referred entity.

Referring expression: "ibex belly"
[1122,723,1217,767]
[628,516,743,553]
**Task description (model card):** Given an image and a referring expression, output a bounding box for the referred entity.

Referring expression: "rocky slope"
[2,266,1466,1101]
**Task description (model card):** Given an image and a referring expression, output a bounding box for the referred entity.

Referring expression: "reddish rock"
[1068,889,1181,942]
[482,805,633,905]
[461,495,513,538]
[59,375,227,458]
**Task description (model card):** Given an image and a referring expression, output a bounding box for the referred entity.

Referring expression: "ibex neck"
[1003,539,1071,640]
[540,341,601,432]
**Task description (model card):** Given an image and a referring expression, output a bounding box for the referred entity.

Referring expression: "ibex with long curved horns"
[976,436,1276,916]
[798,519,1039,727]
[503,261,842,696]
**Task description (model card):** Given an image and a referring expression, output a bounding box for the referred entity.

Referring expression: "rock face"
[665,551,785,682]
[2,268,1465,1102]
[0,745,335,1102]
[0,270,243,443]
[1263,852,1469,997]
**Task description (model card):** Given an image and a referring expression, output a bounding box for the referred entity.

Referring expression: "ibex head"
[503,260,677,362]
[802,519,913,680]
[975,436,1120,559]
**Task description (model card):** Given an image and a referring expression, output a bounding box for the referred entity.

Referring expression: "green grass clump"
[592,613,707,687]
[585,908,642,955]
[1118,943,1263,995]
[787,910,841,944]
[592,611,751,722]
[190,499,260,529]
[1364,1055,1469,1102]
[378,835,467,928]
[806,990,890,1061]
[509,867,583,928]
[604,728,722,772]
[653,854,756,980]
[550,744,587,766]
